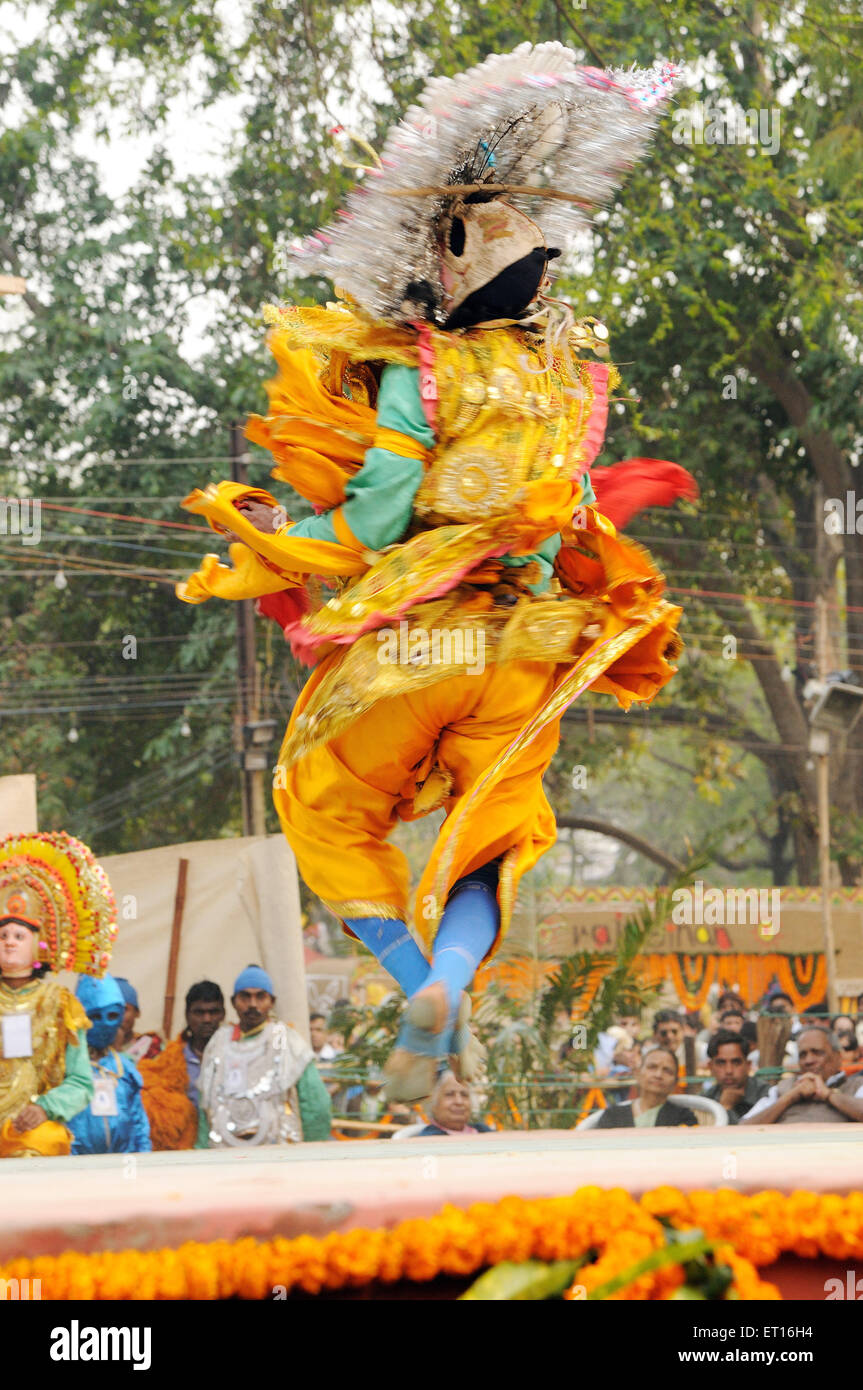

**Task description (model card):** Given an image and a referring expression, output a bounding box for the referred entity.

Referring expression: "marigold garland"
[3,1187,862,1300]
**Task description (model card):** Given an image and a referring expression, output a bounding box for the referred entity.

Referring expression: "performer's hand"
[13,1103,47,1133]
[234,500,283,534]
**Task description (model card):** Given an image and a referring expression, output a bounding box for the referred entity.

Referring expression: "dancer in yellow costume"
[0,832,118,1156]
[178,45,694,1099]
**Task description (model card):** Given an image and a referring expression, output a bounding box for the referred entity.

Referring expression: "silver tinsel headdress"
[291,42,680,326]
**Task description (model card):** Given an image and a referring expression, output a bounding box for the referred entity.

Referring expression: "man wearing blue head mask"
[68,974,152,1154]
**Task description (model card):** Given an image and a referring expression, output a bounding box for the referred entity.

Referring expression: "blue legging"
[344,860,500,1010]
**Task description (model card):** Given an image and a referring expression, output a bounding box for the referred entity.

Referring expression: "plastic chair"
[576,1093,728,1130]
[390,1122,428,1140]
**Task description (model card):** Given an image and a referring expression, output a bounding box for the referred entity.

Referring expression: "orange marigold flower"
[3,1186,862,1300]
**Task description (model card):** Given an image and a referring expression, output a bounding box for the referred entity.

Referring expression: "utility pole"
[812,483,839,1014]
[230,423,268,837]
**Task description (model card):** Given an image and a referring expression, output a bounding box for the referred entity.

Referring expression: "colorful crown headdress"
[291,42,680,325]
[0,831,117,976]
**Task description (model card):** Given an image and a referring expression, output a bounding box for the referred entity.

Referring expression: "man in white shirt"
[309,1012,339,1063]
[741,1027,863,1125]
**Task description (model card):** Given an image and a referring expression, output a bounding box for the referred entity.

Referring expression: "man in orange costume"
[139,981,225,1150]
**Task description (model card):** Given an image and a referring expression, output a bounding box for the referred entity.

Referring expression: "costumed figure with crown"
[177,44,696,1101]
[0,832,117,1157]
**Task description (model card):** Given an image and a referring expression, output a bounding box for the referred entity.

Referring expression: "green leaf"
[460,1259,583,1301]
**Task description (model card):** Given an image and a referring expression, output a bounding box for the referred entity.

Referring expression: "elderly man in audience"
[417,1071,492,1136]
[701,1029,767,1124]
[741,1027,863,1124]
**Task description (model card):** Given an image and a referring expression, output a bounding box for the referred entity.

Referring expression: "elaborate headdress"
[292,42,679,325]
[0,831,117,976]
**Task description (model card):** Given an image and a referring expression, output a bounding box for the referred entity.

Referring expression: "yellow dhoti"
[276,658,568,955]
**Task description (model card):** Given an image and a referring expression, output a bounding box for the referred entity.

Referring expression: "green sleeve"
[500,532,562,593]
[286,365,430,551]
[39,1029,94,1122]
[194,1105,210,1149]
[296,1060,332,1141]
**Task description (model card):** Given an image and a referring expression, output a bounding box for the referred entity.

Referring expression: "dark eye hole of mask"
[98,1008,123,1025]
[448,216,466,257]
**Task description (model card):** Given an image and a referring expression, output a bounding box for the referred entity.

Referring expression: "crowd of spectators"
[300,982,863,1137]
[32,967,863,1152]
[587,987,863,1129]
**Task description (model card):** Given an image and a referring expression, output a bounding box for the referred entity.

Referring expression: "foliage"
[474,860,707,1128]
[326,993,406,1080]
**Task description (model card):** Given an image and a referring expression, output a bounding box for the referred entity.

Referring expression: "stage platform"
[2,1125,860,1262]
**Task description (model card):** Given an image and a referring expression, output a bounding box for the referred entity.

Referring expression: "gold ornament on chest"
[416,442,515,520]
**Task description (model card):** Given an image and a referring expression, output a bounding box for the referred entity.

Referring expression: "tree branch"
[557,815,683,875]
[547,0,606,65]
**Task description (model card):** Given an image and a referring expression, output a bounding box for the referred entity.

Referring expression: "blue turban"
[233,964,275,996]
[113,976,139,1010]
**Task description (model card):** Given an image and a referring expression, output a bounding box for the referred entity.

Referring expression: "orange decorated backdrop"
[475,951,833,1014]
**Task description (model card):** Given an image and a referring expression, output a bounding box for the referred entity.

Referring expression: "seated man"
[309,1011,341,1097]
[832,1015,862,1071]
[417,1071,492,1136]
[69,975,151,1155]
[139,980,225,1150]
[652,1009,684,1055]
[652,1008,691,1073]
[701,1028,768,1124]
[113,977,162,1062]
[310,1012,339,1064]
[200,965,331,1146]
[717,1007,746,1035]
[839,1032,863,1073]
[593,1046,697,1128]
[741,1027,863,1124]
